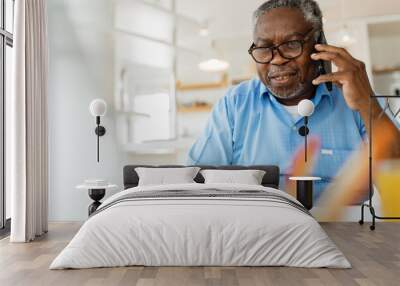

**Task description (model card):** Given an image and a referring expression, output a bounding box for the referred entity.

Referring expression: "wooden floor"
[0,222,399,286]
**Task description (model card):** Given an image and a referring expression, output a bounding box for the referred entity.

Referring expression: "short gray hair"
[253,0,323,40]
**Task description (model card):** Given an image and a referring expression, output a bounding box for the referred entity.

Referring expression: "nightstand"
[289,176,321,210]
[76,183,118,216]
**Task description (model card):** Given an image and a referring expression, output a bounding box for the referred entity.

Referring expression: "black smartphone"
[316,31,332,92]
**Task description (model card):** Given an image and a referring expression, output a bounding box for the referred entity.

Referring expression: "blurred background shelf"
[372,66,400,75]
[177,104,212,113]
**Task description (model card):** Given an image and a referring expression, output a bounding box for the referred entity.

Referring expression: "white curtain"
[8,0,48,242]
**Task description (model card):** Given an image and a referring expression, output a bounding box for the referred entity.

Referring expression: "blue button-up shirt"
[187,78,371,200]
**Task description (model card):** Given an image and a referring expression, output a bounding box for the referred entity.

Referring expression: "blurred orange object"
[375,160,400,220]
[315,119,398,221]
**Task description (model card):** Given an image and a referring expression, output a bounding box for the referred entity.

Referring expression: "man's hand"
[311,44,400,159]
[310,44,374,111]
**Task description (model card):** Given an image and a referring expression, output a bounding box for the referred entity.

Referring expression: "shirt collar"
[258,79,333,110]
[314,82,334,110]
[259,80,268,98]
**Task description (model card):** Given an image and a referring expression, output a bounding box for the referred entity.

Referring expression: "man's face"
[253,7,318,100]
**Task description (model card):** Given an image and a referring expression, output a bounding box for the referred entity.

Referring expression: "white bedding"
[50,183,351,269]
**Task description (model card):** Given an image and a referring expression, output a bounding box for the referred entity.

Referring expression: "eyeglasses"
[248,28,317,64]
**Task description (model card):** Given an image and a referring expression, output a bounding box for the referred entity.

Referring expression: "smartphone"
[316,31,332,92]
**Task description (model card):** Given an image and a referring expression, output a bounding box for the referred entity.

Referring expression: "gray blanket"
[92,188,310,217]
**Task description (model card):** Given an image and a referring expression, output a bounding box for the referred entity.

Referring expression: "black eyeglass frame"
[248,28,318,64]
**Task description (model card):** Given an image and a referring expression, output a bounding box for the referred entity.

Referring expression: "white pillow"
[135,167,200,186]
[200,169,266,185]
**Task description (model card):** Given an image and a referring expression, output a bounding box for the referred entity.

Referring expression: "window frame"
[0,0,14,233]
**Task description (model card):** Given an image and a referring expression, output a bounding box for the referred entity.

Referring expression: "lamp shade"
[198,40,230,72]
[298,99,315,117]
[336,26,356,46]
[89,99,107,117]
[198,58,230,72]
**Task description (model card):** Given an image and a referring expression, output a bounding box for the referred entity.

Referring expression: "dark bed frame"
[123,165,280,190]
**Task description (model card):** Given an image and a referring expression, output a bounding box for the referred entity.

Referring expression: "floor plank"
[0,222,399,286]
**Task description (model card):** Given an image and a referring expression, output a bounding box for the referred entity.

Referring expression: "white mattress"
[50,183,351,269]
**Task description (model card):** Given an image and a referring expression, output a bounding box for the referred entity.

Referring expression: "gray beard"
[266,81,309,100]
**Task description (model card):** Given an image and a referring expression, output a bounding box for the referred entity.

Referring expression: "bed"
[50,165,350,269]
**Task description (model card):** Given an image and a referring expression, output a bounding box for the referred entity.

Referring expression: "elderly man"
[186,0,400,200]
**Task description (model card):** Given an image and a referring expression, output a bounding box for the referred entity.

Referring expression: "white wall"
[47,0,127,221]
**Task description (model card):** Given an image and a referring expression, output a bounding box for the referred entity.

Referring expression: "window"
[114,0,177,146]
[0,0,14,234]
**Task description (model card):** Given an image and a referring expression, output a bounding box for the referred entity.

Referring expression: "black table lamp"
[89,99,107,162]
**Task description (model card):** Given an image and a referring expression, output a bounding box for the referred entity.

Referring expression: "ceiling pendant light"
[337,25,356,46]
[336,0,356,47]
[198,58,230,72]
[199,20,210,37]
[198,40,230,72]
